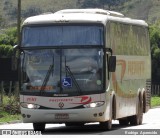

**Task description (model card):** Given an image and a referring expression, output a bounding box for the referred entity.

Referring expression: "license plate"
[55,113,69,119]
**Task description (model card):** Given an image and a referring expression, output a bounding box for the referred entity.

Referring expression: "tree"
[0,45,13,58]
[80,0,99,8]
[81,0,126,9]
[149,21,160,83]
[0,15,6,27]
[0,27,17,46]
[0,27,15,106]
[99,0,122,9]
[22,6,42,18]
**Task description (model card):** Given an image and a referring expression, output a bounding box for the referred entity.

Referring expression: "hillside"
[119,0,160,24]
[0,0,160,28]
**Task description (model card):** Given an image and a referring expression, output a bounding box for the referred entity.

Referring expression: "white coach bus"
[18,9,151,131]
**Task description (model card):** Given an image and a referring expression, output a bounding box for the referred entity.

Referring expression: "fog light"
[94,113,97,117]
[27,115,31,118]
[99,112,103,116]
[22,114,26,118]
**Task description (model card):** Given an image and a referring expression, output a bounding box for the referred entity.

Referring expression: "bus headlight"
[83,101,105,108]
[20,103,40,109]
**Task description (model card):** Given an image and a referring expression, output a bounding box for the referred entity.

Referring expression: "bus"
[18,9,151,131]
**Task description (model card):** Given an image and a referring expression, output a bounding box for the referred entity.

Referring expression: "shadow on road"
[42,123,130,135]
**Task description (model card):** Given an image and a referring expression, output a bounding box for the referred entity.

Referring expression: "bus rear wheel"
[129,97,143,125]
[33,123,45,131]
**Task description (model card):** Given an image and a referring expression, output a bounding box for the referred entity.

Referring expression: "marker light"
[83,101,105,108]
[21,103,40,109]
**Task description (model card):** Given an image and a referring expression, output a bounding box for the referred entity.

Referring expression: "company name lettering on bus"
[53,94,68,96]
[49,98,73,102]
[128,61,145,76]
[28,86,54,91]
[27,97,37,102]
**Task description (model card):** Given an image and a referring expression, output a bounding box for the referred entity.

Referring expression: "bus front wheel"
[33,123,45,131]
[100,120,112,130]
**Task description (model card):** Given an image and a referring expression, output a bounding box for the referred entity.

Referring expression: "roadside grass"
[151,96,160,107]
[0,110,21,123]
[0,95,21,123]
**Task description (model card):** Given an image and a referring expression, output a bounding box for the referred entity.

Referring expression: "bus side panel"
[111,55,151,119]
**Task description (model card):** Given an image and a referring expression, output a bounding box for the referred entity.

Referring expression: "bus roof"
[23,9,148,27]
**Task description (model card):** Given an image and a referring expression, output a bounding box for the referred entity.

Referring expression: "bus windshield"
[21,48,103,95]
[22,25,104,47]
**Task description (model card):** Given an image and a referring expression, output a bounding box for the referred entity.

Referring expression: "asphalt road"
[0,107,160,135]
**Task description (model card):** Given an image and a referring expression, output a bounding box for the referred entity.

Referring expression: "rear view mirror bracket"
[12,45,19,71]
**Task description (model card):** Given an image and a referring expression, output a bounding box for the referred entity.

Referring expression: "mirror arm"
[12,45,19,70]
[105,48,113,56]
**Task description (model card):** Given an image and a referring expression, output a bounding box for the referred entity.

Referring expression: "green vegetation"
[149,20,160,83]
[151,96,160,107]
[0,111,21,123]
[0,27,16,58]
[0,95,21,123]
[0,27,17,46]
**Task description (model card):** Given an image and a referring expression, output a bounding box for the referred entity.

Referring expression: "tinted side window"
[108,22,149,56]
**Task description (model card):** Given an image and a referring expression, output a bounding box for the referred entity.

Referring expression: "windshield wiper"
[65,57,82,95]
[40,64,54,95]
[40,56,54,95]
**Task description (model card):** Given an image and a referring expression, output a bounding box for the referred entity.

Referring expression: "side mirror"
[108,56,116,72]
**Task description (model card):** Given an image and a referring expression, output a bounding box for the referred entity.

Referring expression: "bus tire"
[119,118,129,126]
[143,92,147,113]
[100,120,112,130]
[129,96,143,125]
[33,123,45,131]
[99,95,115,130]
